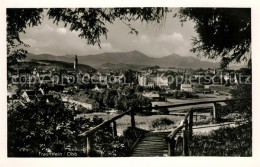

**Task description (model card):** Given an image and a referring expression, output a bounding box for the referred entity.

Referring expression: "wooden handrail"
[167,109,192,156]
[79,108,133,137]
[167,109,192,140]
[167,124,185,141]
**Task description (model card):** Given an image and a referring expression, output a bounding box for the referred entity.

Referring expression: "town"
[8,54,250,114]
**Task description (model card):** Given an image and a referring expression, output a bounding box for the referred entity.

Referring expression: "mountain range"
[26,50,220,69]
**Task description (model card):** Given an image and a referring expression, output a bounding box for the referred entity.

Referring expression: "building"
[205,85,231,92]
[74,55,78,73]
[62,93,100,111]
[38,87,46,95]
[156,76,169,87]
[43,95,55,105]
[138,76,148,86]
[32,68,40,77]
[21,90,43,103]
[63,87,73,94]
[7,84,20,98]
[142,92,165,101]
[92,85,104,92]
[85,99,100,110]
[7,100,25,110]
[149,73,170,88]
[142,92,159,99]
[180,84,193,92]
[67,99,100,111]
[193,84,211,93]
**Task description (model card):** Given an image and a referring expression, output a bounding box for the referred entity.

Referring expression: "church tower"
[74,55,78,73]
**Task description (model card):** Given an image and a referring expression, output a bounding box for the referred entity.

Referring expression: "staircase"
[130,132,169,157]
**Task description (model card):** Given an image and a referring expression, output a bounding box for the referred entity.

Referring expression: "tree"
[7,9,44,66]
[135,85,144,92]
[228,84,252,120]
[8,98,115,157]
[169,75,182,90]
[175,8,251,68]
[7,8,170,66]
[8,99,76,156]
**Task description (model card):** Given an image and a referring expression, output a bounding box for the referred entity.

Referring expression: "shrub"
[157,108,170,115]
[151,117,174,130]
[174,122,252,156]
[93,127,145,157]
[7,101,104,157]
[194,117,212,126]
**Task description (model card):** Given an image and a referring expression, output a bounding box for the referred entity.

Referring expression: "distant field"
[154,93,230,111]
[77,111,211,135]
[76,93,227,135]
[14,60,96,73]
[77,113,184,135]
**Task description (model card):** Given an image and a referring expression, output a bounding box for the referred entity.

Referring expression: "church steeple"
[74,55,78,72]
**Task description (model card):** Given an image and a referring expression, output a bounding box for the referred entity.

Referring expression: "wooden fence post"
[212,102,217,123]
[111,121,117,138]
[130,109,136,128]
[168,139,176,156]
[189,110,193,140]
[86,135,93,156]
[182,120,189,156]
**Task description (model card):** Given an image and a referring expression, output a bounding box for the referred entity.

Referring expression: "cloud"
[158,32,184,42]
[37,24,54,33]
[139,35,150,43]
[129,32,190,57]
[56,28,67,34]
[21,11,198,58]
[100,42,112,49]
[22,38,37,45]
[171,32,184,41]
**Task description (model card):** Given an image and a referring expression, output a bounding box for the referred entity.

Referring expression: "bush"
[93,127,145,157]
[174,122,252,156]
[7,100,106,157]
[150,117,174,130]
[157,108,170,115]
[228,84,252,121]
[194,117,212,126]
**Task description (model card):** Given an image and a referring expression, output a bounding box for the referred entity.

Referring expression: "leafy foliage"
[92,127,144,157]
[188,123,252,156]
[226,84,252,120]
[151,117,174,130]
[141,65,160,70]
[8,97,146,157]
[8,100,72,156]
[7,9,43,65]
[7,99,107,157]
[175,8,251,68]
[86,88,151,111]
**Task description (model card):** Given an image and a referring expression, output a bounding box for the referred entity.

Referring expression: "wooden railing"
[79,97,251,156]
[166,109,193,156]
[79,107,136,156]
[165,97,251,156]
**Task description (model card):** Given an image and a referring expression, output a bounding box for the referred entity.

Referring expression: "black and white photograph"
[1,0,260,167]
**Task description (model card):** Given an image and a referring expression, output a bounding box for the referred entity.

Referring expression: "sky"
[20,9,199,58]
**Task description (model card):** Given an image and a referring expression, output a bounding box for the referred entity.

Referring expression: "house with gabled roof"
[21,90,43,103]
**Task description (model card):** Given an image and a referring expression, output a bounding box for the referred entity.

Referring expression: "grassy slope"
[17,60,97,73]
[175,122,252,156]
